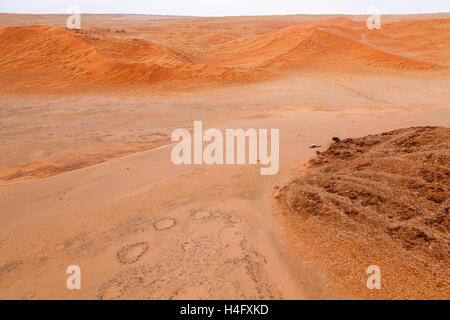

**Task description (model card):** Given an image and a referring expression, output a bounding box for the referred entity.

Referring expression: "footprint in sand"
[117,242,149,264]
[152,218,176,231]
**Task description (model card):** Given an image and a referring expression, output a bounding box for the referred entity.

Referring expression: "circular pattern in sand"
[134,228,145,234]
[98,280,125,300]
[117,242,149,264]
[191,210,212,220]
[227,215,242,224]
[212,210,223,217]
[153,218,176,231]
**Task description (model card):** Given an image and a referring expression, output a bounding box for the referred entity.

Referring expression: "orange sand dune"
[257,28,441,71]
[78,32,193,66]
[0,25,268,89]
[202,18,445,71]
[0,17,448,92]
[315,19,450,65]
[0,25,170,84]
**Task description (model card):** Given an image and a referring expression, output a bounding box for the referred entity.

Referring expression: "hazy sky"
[1,0,449,16]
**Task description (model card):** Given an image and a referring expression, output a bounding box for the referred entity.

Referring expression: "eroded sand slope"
[273,127,449,299]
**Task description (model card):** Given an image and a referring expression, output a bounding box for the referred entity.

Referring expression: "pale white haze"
[0,0,449,16]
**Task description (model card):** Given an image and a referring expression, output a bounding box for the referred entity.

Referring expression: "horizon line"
[0,11,449,18]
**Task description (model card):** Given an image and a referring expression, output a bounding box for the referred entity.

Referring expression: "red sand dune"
[0,17,448,92]
[0,25,268,88]
[258,28,441,71]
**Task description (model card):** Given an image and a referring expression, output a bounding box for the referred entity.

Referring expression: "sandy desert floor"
[0,13,449,299]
